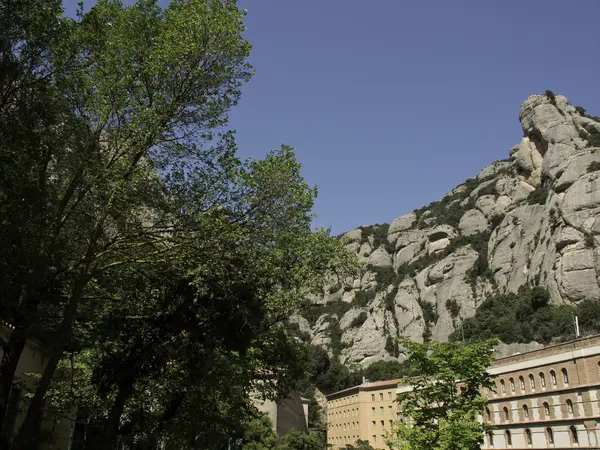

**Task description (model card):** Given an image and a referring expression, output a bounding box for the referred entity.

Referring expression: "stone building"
[253,392,309,436]
[0,322,77,450]
[326,378,401,449]
[483,334,600,449]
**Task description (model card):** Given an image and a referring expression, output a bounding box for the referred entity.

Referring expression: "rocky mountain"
[293,92,600,368]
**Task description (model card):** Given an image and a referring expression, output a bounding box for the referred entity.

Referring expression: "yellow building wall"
[327,380,399,449]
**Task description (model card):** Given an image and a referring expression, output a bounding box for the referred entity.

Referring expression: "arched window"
[503,406,509,421]
[500,379,506,393]
[487,431,494,447]
[529,374,535,389]
[509,377,515,392]
[543,402,551,417]
[562,368,569,384]
[539,372,546,387]
[567,399,574,415]
[505,430,512,447]
[570,425,579,444]
[519,375,525,390]
[546,427,554,444]
[523,404,529,419]
[525,429,532,446]
[550,370,557,386]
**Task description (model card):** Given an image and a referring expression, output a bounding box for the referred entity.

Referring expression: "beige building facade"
[326,379,400,449]
[483,335,600,450]
[254,392,309,436]
[0,322,76,450]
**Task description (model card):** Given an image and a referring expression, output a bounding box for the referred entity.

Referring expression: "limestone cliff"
[294,93,600,368]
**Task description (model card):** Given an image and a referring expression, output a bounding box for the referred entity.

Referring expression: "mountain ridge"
[294,92,600,368]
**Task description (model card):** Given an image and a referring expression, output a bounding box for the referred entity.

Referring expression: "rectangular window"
[380,393,384,401]
[381,420,385,428]
[389,406,393,415]
[388,391,392,400]
[372,407,375,416]
[372,435,377,443]
[372,421,376,430]
[380,407,384,415]
[371,394,375,401]
[390,420,393,428]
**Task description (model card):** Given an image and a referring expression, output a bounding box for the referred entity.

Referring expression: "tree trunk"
[10,274,85,450]
[91,382,134,450]
[0,328,27,430]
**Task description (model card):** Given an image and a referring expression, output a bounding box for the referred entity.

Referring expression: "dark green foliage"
[349,312,368,328]
[420,301,438,324]
[368,264,400,288]
[525,186,549,205]
[453,286,600,344]
[353,288,376,307]
[327,300,353,318]
[466,232,493,289]
[545,90,556,104]
[360,223,392,252]
[343,439,376,450]
[385,336,400,358]
[575,106,587,116]
[413,177,481,230]
[419,301,438,341]
[384,286,399,312]
[579,123,600,147]
[301,304,326,327]
[587,161,600,173]
[477,182,497,197]
[327,319,344,357]
[446,299,461,319]
[585,233,595,248]
[363,359,411,381]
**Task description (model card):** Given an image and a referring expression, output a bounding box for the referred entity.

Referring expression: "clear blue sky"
[64,0,600,234]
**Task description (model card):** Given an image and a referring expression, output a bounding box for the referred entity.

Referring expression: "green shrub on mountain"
[454,286,600,344]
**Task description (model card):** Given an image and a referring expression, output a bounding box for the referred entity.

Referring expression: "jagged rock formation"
[295,93,600,367]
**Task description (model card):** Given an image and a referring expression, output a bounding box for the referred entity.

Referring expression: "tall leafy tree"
[385,338,499,450]
[0,0,252,438]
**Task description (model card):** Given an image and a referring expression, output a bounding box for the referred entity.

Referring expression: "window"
[570,425,578,444]
[546,427,554,445]
[389,420,393,428]
[543,402,550,417]
[500,379,506,393]
[550,370,557,386]
[529,374,535,389]
[372,407,375,416]
[380,420,384,428]
[388,406,393,415]
[519,375,525,390]
[388,391,392,400]
[523,404,529,419]
[525,429,532,446]
[372,421,376,430]
[372,435,377,443]
[503,406,509,421]
[567,399,574,415]
[562,368,569,384]
[371,394,375,401]
[380,406,384,415]
[487,431,494,447]
[539,372,546,387]
[509,377,515,392]
[505,430,512,447]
